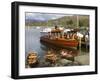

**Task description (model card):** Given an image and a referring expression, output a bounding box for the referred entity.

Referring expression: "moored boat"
[27,51,39,68]
[40,26,79,48]
[44,51,57,64]
[40,36,78,47]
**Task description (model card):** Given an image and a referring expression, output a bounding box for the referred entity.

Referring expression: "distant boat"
[40,28,51,33]
[36,26,40,29]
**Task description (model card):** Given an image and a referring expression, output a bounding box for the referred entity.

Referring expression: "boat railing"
[45,32,78,40]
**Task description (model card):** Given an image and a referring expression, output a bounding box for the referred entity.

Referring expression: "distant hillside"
[25,15,89,28]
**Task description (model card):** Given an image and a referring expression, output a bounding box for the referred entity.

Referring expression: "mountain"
[25,15,89,28]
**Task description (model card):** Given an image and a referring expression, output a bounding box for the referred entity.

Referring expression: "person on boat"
[72,33,78,40]
[64,31,78,40]
[55,25,58,30]
[66,33,70,39]
[27,51,39,68]
[64,31,71,39]
[69,33,73,39]
[48,32,52,38]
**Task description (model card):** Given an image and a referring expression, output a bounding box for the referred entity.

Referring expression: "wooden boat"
[60,49,78,58]
[44,51,57,63]
[40,26,79,48]
[40,36,78,48]
[27,52,39,68]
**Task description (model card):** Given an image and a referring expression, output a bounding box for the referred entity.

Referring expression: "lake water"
[25,27,46,60]
[25,27,89,68]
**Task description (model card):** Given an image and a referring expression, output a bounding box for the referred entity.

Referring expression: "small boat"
[40,28,51,33]
[44,51,57,63]
[60,49,78,58]
[60,49,78,61]
[36,26,40,29]
[40,26,79,48]
[60,49,73,58]
[27,51,39,68]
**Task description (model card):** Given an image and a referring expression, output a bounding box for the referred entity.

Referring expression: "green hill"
[26,15,89,28]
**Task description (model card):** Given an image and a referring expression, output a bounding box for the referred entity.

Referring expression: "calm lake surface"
[25,27,89,67]
[25,27,46,60]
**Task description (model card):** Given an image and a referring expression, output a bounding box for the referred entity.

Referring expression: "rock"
[54,63,61,67]
[39,59,51,67]
[75,54,89,65]
[43,62,51,67]
[60,59,72,66]
[72,61,80,66]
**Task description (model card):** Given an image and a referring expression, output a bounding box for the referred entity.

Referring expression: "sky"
[25,12,72,21]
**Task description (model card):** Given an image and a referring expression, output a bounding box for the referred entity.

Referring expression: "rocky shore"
[26,50,89,68]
